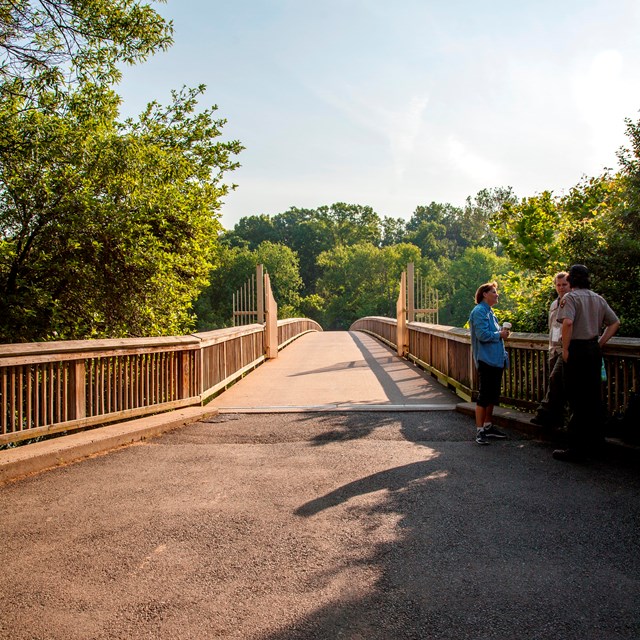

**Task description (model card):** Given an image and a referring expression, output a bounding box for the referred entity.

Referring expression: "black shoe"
[552,448,589,463]
[475,428,490,445]
[483,424,507,439]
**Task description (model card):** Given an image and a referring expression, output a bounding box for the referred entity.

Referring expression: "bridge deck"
[210,330,458,412]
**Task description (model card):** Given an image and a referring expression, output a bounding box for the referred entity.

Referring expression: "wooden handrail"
[0,319,321,446]
[351,317,640,416]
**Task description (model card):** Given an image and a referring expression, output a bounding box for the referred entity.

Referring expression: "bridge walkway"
[209,330,459,412]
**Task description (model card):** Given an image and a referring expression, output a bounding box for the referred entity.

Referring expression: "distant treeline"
[196,129,640,337]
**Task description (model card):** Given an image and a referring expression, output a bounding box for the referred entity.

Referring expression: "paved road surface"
[1,411,639,639]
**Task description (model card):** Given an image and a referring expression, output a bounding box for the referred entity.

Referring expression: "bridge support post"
[264,273,278,359]
[396,271,408,357]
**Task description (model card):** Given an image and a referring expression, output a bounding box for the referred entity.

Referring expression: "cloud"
[446,136,501,186]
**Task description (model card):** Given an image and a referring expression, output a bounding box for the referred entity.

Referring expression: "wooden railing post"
[396,271,408,357]
[264,273,278,359]
[257,264,265,325]
[407,262,415,323]
[68,360,86,421]
[178,351,191,399]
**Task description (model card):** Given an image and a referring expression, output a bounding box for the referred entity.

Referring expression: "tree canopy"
[0,0,173,98]
[0,1,242,342]
[214,112,640,337]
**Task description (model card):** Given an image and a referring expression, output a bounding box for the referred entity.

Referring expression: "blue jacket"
[469,301,508,369]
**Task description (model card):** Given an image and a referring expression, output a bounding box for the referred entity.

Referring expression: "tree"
[223,214,278,250]
[315,242,422,329]
[491,190,562,274]
[317,202,382,247]
[272,207,334,295]
[0,0,173,98]
[461,187,516,252]
[559,170,640,335]
[404,202,465,261]
[193,241,303,330]
[0,84,243,341]
[380,215,406,247]
[436,247,511,327]
[254,241,303,318]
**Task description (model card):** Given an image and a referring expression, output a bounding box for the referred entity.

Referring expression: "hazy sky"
[116,0,640,230]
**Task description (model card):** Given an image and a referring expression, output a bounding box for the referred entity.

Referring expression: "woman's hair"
[475,281,497,304]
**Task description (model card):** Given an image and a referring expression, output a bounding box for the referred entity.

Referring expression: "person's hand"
[500,328,510,339]
[562,349,569,363]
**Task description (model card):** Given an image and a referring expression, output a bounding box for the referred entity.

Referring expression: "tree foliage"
[0,84,242,341]
[193,241,303,330]
[0,0,173,98]
[492,113,640,335]
[315,242,423,330]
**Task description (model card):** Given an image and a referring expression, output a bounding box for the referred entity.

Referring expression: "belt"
[570,337,598,343]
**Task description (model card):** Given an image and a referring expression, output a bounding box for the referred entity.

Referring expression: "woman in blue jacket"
[469,282,510,445]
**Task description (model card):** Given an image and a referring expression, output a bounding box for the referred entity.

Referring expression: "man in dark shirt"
[553,265,620,462]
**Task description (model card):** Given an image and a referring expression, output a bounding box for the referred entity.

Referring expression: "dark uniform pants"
[536,353,565,424]
[564,339,604,452]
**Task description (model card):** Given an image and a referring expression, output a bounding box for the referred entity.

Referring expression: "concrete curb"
[456,401,640,459]
[0,406,218,485]
[456,402,541,437]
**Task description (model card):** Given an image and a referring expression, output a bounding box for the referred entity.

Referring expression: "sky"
[116,0,640,231]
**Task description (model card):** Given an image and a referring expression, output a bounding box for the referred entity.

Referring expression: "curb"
[0,406,218,485]
[456,402,541,437]
[456,401,640,460]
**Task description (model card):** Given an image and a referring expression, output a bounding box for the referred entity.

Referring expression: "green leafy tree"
[461,187,517,252]
[436,247,511,327]
[558,172,640,336]
[491,190,562,274]
[272,207,334,296]
[227,203,385,298]
[317,202,382,247]
[0,0,173,97]
[0,84,242,341]
[254,241,303,318]
[223,214,278,250]
[194,241,303,330]
[316,242,422,329]
[380,215,406,247]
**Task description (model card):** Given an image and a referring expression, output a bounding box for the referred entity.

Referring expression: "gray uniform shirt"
[556,289,619,340]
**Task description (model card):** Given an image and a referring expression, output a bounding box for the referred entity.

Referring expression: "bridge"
[1,273,640,638]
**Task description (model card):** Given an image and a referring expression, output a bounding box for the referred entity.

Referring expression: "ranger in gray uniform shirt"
[553,264,620,462]
[531,271,570,428]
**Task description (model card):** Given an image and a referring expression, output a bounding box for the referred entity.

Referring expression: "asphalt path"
[1,411,639,639]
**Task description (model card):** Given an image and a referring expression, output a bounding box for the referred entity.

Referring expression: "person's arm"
[561,318,573,362]
[471,307,501,342]
[599,320,620,348]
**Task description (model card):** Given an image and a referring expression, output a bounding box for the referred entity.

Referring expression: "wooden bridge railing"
[0,318,322,446]
[350,316,640,416]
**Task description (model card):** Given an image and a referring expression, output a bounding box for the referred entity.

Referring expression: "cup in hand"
[502,322,512,330]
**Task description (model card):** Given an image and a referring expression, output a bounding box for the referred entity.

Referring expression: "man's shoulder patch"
[559,298,566,308]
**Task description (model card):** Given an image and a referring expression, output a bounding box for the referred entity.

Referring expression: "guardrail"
[0,318,321,446]
[350,316,640,416]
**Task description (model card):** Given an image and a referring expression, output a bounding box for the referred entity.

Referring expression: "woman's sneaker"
[475,428,490,445]
[483,424,507,439]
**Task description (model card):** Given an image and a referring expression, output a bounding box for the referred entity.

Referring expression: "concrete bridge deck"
[209,330,459,412]
[1,331,640,639]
